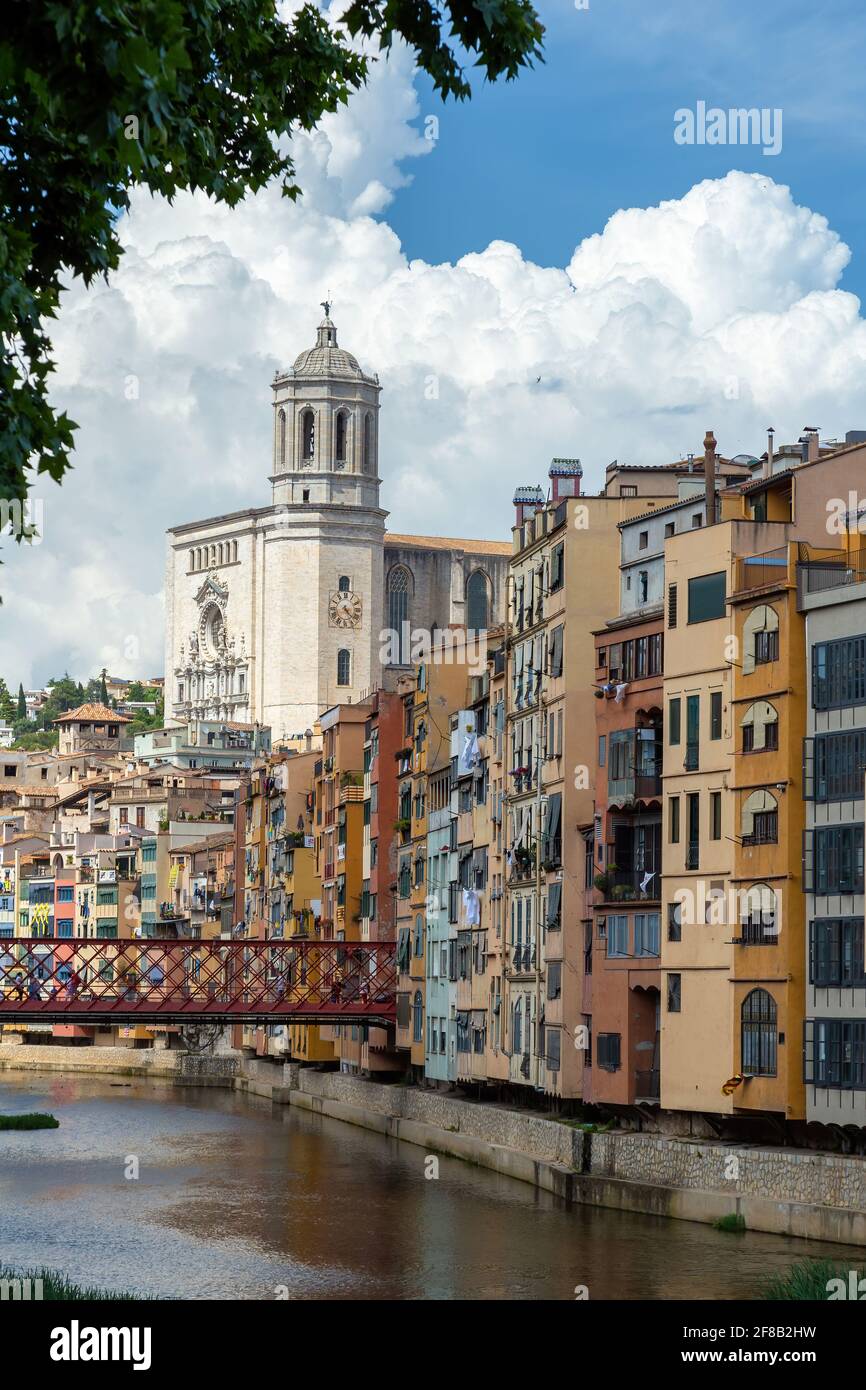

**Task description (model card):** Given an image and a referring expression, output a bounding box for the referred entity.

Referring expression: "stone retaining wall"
[590,1130,866,1211]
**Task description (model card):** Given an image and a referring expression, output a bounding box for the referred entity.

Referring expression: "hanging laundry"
[614,682,628,703]
[462,888,480,925]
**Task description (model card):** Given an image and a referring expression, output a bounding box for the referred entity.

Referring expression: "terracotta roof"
[53,703,132,724]
[171,831,234,854]
[386,532,510,556]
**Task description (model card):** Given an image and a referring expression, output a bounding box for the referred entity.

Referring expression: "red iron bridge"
[0,938,397,1026]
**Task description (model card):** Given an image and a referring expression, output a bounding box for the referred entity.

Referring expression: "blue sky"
[389,0,866,301]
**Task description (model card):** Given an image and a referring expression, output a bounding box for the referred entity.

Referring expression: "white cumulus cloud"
[3,36,866,690]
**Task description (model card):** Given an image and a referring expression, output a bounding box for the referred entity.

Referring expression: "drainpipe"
[704,430,718,525]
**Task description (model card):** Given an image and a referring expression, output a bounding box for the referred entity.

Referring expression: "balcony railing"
[686,840,700,870]
[600,868,661,902]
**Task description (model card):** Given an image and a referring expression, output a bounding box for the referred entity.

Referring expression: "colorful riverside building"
[314,703,367,1070]
[361,689,406,1074]
[660,431,866,1131]
[800,544,866,1127]
[505,457,715,1100]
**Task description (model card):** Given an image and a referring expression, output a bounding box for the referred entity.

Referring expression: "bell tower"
[260,307,388,734]
[270,305,381,509]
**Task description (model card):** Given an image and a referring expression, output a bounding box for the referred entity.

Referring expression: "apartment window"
[805,1019,866,1089]
[621,485,637,497]
[638,530,648,551]
[546,961,562,999]
[741,989,777,1077]
[685,694,699,770]
[664,521,675,539]
[755,629,779,665]
[710,791,721,841]
[607,914,629,958]
[741,789,778,846]
[669,795,680,844]
[549,542,564,593]
[742,701,779,753]
[668,697,681,746]
[691,512,702,529]
[597,1033,621,1070]
[812,635,866,710]
[546,1028,561,1073]
[813,729,866,801]
[741,884,777,944]
[598,734,606,768]
[687,571,726,624]
[549,625,564,678]
[710,690,722,740]
[638,571,649,604]
[648,632,662,675]
[667,901,682,942]
[668,583,677,629]
[634,912,660,957]
[686,793,700,869]
[810,825,865,894]
[667,972,681,1012]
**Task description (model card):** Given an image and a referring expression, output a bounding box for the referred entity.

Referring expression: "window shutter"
[668,583,677,628]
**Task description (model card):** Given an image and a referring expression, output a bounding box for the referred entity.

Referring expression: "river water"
[0,1071,860,1300]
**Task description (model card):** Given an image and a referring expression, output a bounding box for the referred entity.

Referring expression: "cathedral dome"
[292,311,363,379]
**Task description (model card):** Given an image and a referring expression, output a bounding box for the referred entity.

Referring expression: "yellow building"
[728,541,806,1122]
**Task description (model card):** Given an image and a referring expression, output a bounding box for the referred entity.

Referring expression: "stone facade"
[165,312,509,741]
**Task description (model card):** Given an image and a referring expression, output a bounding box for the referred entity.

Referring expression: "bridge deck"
[0,937,397,1026]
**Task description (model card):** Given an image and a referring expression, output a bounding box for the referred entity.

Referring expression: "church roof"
[386,532,511,556]
[292,314,364,380]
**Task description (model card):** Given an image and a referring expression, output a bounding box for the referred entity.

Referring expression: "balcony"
[608,768,662,803]
[595,867,660,903]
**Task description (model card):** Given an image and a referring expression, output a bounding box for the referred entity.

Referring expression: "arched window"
[741,700,778,753]
[278,408,286,469]
[412,989,423,1043]
[741,789,778,845]
[741,988,777,1075]
[740,884,778,945]
[387,565,412,663]
[335,411,347,465]
[301,409,315,462]
[362,413,372,472]
[337,649,351,687]
[338,575,350,593]
[742,604,779,674]
[466,569,491,630]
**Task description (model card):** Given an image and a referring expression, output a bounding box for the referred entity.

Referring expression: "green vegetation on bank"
[0,1264,148,1301]
[762,1259,866,1301]
[712,1212,746,1233]
[0,1111,59,1130]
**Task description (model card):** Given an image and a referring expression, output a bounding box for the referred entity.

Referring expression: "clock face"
[329,591,363,629]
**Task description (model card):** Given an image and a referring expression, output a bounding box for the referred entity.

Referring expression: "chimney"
[804,426,820,463]
[766,426,774,479]
[512,485,545,528]
[703,429,718,525]
[548,459,582,501]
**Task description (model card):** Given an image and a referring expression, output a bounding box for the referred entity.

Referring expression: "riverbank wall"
[3,1044,866,1247]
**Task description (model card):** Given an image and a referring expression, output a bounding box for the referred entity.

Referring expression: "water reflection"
[0,1072,860,1300]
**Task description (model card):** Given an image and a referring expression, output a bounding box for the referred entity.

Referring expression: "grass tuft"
[0,1264,151,1301]
[762,1259,866,1301]
[712,1212,746,1233]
